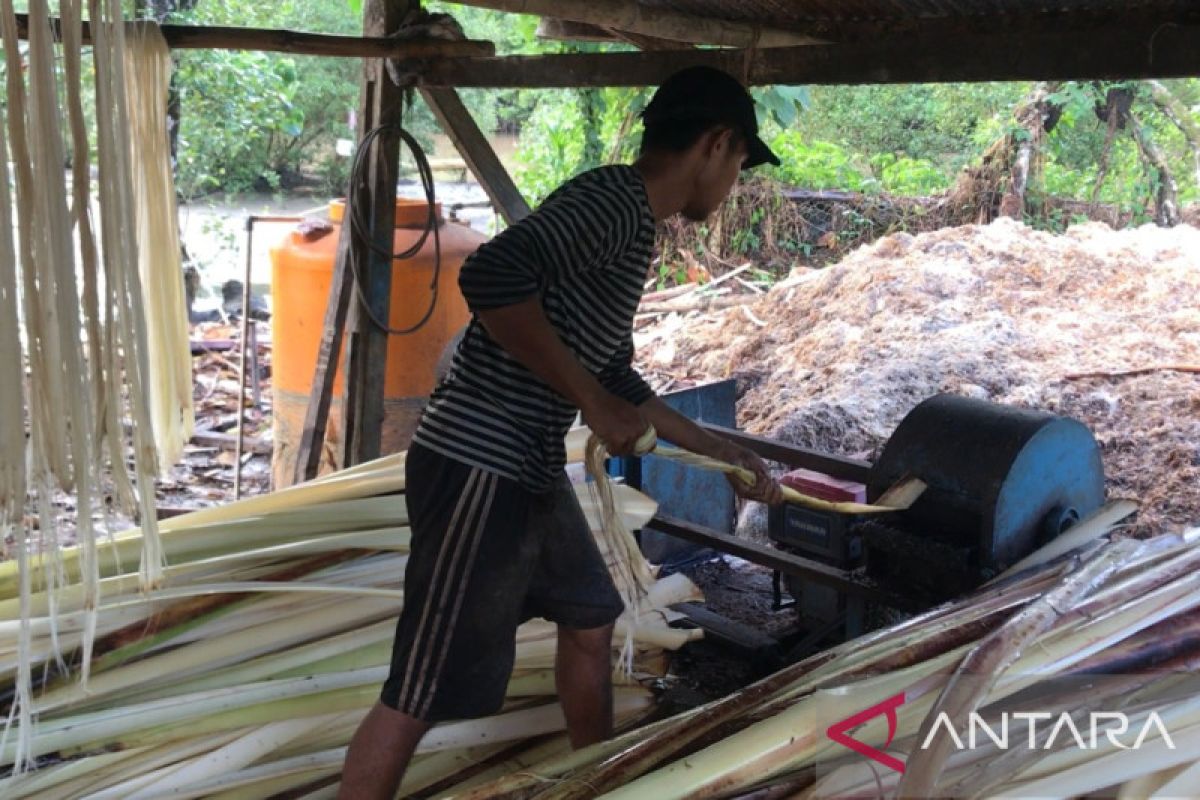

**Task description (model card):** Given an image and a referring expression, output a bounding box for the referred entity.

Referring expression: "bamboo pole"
[11,14,495,58]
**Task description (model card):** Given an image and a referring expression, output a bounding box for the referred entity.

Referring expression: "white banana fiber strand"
[1,0,104,767]
[0,1,180,761]
[0,38,32,776]
[0,1,66,485]
[123,22,195,471]
[584,431,659,676]
[89,0,164,592]
[59,0,108,466]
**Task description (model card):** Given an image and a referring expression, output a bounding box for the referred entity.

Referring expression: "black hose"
[346,124,442,336]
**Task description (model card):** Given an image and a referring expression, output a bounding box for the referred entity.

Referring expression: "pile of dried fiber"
[636,217,1200,534]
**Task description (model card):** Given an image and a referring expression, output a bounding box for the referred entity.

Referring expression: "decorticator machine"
[645,394,1109,651]
[766,394,1107,642]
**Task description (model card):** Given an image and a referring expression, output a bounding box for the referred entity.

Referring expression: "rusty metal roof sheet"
[637,0,1195,32]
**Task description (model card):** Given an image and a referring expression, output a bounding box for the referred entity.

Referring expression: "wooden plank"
[420,22,1200,87]
[191,431,272,456]
[648,514,917,610]
[672,602,778,654]
[450,0,818,48]
[292,194,359,480]
[608,27,694,51]
[343,0,415,467]
[294,221,354,483]
[701,424,873,484]
[536,18,618,44]
[12,13,494,58]
[420,87,532,225]
[537,17,694,50]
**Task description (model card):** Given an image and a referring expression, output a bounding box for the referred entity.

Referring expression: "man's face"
[682,130,748,222]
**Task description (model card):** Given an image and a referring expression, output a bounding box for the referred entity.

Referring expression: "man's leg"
[556,623,615,748]
[338,703,429,800]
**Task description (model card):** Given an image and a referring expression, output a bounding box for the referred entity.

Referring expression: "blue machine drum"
[867,394,1106,572]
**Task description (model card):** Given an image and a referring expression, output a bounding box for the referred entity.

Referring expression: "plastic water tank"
[269,198,485,487]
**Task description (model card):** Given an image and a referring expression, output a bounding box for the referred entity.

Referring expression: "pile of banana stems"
[444,504,1200,800]
[0,452,703,799]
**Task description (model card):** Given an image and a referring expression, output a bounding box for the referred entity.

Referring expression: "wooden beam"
[12,13,494,58]
[420,22,1200,87]
[294,221,355,483]
[536,17,690,50]
[607,27,693,51]
[343,0,415,467]
[535,17,617,44]
[450,0,818,48]
[420,87,531,224]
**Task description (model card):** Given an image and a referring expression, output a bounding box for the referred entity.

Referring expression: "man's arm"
[640,397,784,505]
[476,298,650,456]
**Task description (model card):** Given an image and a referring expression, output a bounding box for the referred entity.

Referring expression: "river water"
[178,177,499,317]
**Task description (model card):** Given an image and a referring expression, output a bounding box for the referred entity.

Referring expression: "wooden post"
[420,87,531,224]
[296,0,416,482]
[343,0,417,468]
[293,217,356,484]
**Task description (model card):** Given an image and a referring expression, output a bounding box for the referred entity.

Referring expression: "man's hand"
[581,392,652,457]
[716,441,784,506]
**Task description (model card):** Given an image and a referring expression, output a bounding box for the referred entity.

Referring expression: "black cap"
[642,66,780,170]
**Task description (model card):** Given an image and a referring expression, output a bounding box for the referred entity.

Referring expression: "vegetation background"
[12,0,1193,276]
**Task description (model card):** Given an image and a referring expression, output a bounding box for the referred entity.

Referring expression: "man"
[340,66,785,798]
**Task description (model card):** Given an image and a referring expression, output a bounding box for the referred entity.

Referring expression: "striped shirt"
[413,165,656,491]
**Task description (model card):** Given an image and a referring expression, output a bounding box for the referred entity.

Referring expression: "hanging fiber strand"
[584,429,659,673]
[123,22,195,472]
[89,0,165,590]
[0,33,33,774]
[0,1,172,755]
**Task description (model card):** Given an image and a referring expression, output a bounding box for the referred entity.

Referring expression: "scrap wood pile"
[441,508,1200,799]
[0,441,703,798]
[169,320,275,511]
[636,217,1200,536]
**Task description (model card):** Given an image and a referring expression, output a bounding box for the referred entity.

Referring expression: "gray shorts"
[381,443,625,722]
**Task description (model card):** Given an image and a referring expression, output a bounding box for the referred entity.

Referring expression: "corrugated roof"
[637,0,1196,34]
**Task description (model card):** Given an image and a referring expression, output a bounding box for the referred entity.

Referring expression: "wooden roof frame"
[14,0,1200,470]
[421,22,1200,87]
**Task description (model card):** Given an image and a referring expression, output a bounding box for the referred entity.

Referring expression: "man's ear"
[692,126,732,167]
[708,126,735,156]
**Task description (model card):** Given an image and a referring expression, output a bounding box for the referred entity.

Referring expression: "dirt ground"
[635,217,1200,537]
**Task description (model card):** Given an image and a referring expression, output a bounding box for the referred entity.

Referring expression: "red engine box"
[779,469,867,504]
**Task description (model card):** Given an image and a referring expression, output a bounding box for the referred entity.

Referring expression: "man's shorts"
[381,442,626,722]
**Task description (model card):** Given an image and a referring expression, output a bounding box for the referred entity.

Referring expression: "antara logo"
[826,692,908,774]
[920,711,1177,752]
[825,693,1177,772]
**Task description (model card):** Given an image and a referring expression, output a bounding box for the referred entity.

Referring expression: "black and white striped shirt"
[413,165,656,491]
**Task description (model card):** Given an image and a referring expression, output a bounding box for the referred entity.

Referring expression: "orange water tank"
[270,199,486,487]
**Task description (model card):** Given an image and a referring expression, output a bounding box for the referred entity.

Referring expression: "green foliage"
[156,0,1200,233]
[797,83,1029,175]
[169,0,361,198]
[767,133,866,191]
[512,86,648,204]
[752,85,810,129]
[514,91,588,202]
[871,154,951,196]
